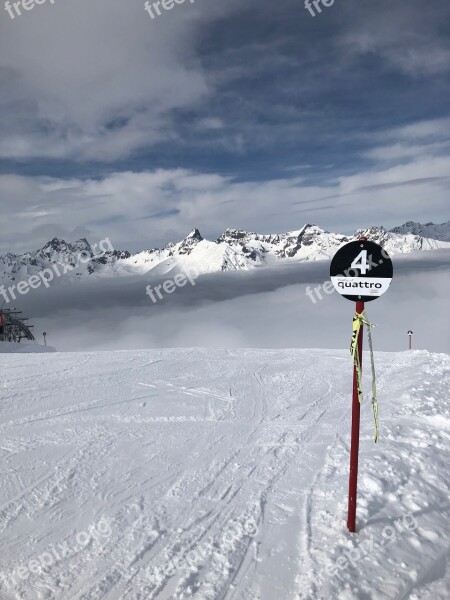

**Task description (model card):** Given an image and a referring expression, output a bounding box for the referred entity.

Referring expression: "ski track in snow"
[0,348,449,600]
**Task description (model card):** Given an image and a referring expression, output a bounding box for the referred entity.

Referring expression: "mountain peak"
[42,237,69,251]
[357,225,387,232]
[41,237,92,255]
[217,228,254,243]
[185,228,203,241]
[174,228,204,256]
[75,237,91,247]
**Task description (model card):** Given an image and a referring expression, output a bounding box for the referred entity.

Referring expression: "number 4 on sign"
[351,250,370,275]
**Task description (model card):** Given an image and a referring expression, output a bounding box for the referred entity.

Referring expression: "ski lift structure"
[0,308,35,343]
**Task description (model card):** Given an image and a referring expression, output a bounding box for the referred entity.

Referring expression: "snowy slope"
[1,222,450,285]
[0,348,448,600]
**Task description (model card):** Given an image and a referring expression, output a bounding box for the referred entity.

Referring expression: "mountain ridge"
[1,221,449,284]
[390,220,450,241]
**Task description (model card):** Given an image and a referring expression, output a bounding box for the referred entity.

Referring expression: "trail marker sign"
[330,237,393,533]
[330,240,393,302]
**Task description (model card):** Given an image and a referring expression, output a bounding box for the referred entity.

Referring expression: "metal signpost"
[330,237,393,533]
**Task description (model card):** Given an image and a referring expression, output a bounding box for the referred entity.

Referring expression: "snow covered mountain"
[1,222,449,284]
[390,220,450,241]
[0,237,131,285]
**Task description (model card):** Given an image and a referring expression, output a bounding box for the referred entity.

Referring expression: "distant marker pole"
[408,330,413,350]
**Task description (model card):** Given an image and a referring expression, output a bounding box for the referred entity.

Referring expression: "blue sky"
[1,0,450,252]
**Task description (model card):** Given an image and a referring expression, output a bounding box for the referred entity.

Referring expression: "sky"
[1,0,450,253]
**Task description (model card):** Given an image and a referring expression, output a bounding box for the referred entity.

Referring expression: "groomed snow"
[0,348,448,599]
[0,341,55,354]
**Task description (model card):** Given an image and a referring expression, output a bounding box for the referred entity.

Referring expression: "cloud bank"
[11,250,450,354]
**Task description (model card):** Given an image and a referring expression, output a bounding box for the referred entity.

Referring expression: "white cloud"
[381,118,450,142]
[198,118,225,130]
[1,140,449,254]
[364,142,450,162]
[338,2,450,76]
[0,0,253,161]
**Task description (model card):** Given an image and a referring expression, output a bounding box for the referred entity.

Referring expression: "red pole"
[347,299,364,533]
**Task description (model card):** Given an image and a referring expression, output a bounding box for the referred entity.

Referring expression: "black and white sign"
[330,240,393,302]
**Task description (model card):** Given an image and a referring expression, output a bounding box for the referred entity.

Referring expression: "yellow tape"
[350,310,379,443]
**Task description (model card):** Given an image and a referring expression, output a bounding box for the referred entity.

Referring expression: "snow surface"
[0,348,449,599]
[0,341,55,354]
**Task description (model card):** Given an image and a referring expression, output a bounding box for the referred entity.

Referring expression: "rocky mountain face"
[0,238,130,284]
[216,225,351,261]
[1,222,449,285]
[390,220,450,242]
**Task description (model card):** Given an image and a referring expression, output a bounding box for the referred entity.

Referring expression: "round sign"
[330,240,393,302]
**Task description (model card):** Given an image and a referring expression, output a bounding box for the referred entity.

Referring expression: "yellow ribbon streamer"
[350,310,379,443]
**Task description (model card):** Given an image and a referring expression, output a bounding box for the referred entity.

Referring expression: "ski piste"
[0,347,448,599]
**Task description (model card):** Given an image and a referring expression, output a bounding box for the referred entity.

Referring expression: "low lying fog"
[10,250,450,354]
